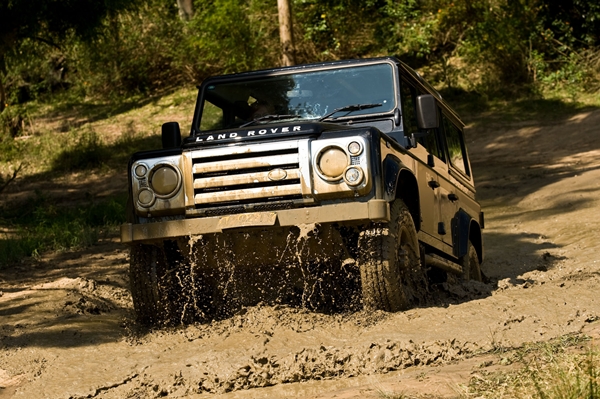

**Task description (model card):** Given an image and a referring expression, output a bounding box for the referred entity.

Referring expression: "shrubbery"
[1,0,599,112]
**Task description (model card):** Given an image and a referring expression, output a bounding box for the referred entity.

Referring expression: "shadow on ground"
[0,241,133,349]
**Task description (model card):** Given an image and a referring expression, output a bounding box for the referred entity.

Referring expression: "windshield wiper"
[239,114,300,128]
[318,103,383,122]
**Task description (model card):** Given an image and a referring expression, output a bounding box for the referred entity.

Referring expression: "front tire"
[129,243,172,325]
[357,200,421,311]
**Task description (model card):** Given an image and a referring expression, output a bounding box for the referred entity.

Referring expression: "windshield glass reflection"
[199,63,396,131]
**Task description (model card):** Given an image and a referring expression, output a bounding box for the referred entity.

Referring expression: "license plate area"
[217,212,277,230]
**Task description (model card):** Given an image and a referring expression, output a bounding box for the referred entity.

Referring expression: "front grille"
[189,141,305,210]
[200,201,298,217]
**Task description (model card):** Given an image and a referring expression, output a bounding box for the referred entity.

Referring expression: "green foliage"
[0,0,137,112]
[292,0,436,60]
[185,0,279,75]
[431,0,600,95]
[2,38,69,104]
[0,194,126,268]
[70,0,186,98]
[0,0,136,46]
[1,0,598,105]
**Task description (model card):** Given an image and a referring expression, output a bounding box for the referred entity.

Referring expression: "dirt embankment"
[2,108,600,398]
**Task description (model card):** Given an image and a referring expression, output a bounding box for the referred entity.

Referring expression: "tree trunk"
[0,78,5,114]
[0,53,6,113]
[277,0,296,66]
[176,0,194,21]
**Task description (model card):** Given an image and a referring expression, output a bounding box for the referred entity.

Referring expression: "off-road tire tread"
[129,243,169,325]
[461,241,482,282]
[358,200,419,311]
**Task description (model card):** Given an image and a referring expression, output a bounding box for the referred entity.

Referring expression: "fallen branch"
[0,163,23,194]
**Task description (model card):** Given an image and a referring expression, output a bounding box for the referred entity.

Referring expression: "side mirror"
[416,94,439,130]
[162,122,182,149]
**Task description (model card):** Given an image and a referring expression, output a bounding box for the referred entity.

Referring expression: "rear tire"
[461,240,482,282]
[357,200,420,311]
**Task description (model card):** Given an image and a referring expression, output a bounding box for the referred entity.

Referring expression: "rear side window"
[442,114,470,176]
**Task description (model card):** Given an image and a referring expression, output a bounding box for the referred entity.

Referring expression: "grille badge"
[268,168,287,181]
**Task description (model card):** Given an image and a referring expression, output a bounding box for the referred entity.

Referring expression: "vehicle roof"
[199,57,402,84]
[198,56,465,128]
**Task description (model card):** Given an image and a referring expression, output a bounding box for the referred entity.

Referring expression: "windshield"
[199,63,396,131]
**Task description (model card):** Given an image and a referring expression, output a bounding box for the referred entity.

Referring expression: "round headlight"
[150,164,181,197]
[344,166,364,186]
[317,147,348,180]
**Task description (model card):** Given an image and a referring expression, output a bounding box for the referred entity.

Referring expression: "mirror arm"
[406,131,429,149]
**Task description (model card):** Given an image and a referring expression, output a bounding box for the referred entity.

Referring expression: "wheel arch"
[382,154,421,231]
[396,170,421,232]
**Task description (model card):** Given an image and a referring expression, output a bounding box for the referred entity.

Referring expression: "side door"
[400,78,446,245]
[438,113,472,248]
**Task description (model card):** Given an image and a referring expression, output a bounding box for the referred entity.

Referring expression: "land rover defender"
[121,57,484,324]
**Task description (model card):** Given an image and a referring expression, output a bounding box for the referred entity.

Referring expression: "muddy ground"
[2,108,600,398]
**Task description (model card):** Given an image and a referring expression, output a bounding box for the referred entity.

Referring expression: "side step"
[425,253,463,275]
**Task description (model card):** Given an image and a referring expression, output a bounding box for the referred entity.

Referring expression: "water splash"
[165,223,360,323]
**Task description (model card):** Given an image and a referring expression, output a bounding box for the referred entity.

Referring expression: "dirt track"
[2,108,600,398]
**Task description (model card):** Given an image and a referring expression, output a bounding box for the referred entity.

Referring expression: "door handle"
[448,193,458,202]
[428,180,440,189]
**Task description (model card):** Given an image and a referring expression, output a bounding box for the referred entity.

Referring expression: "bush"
[1,0,599,107]
[51,128,109,171]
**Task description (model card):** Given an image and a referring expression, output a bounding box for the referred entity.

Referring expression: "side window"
[442,114,470,176]
[400,79,418,136]
[422,124,445,163]
[200,100,224,131]
[400,79,445,162]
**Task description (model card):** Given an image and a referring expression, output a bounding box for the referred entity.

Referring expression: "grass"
[377,390,410,399]
[0,87,197,268]
[0,87,195,175]
[373,334,600,399]
[440,87,600,127]
[467,334,600,399]
[0,192,127,267]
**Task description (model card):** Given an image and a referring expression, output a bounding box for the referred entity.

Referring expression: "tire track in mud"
[194,337,476,394]
[122,305,484,397]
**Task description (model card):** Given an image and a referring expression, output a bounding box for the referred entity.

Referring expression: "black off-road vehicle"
[121,57,484,324]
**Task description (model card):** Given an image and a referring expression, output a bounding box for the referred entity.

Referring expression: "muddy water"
[174,222,358,321]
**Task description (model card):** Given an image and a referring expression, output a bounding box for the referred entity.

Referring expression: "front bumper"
[121,199,390,244]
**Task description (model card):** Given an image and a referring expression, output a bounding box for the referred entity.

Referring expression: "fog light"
[348,141,362,156]
[317,146,348,180]
[138,189,155,207]
[134,164,148,178]
[150,165,181,197]
[344,166,364,186]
